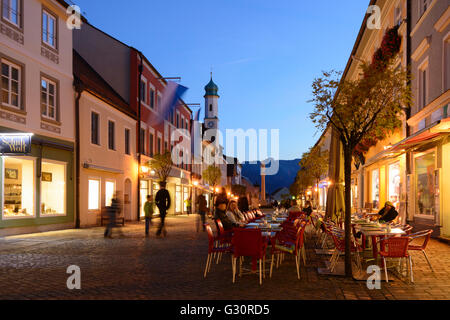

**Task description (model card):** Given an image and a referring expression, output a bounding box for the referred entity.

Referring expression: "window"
[140,129,146,155]
[371,169,380,209]
[185,120,189,132]
[157,137,161,154]
[125,128,130,155]
[388,162,401,210]
[445,37,450,92]
[91,112,99,145]
[176,185,182,213]
[149,133,154,157]
[176,113,179,128]
[105,180,116,207]
[419,68,428,110]
[1,59,21,109]
[415,152,436,217]
[149,87,155,109]
[394,5,402,26]
[181,116,184,129]
[419,0,432,17]
[157,93,162,109]
[108,121,115,150]
[41,161,66,216]
[164,141,168,152]
[42,9,56,48]
[2,0,20,26]
[88,179,100,210]
[209,104,213,112]
[2,157,35,218]
[140,78,147,104]
[41,77,57,120]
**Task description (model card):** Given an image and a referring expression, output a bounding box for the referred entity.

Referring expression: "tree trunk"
[343,145,353,278]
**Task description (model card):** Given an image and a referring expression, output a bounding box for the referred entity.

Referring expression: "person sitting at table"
[227,200,246,224]
[215,204,235,231]
[302,201,313,216]
[288,199,301,213]
[375,201,399,223]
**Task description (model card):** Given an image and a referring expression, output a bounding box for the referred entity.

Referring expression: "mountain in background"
[241,159,301,195]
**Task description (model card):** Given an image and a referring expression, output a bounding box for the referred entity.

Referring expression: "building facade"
[0,0,75,236]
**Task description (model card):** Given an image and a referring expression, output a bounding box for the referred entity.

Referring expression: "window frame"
[1,58,22,110]
[418,57,429,111]
[41,6,58,51]
[91,111,100,146]
[149,84,155,109]
[88,177,101,211]
[124,128,130,155]
[1,0,22,30]
[40,75,59,122]
[140,76,148,105]
[108,120,116,151]
[149,132,154,157]
[419,0,432,18]
[40,159,67,217]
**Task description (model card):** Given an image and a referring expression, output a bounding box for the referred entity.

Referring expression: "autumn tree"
[309,41,411,276]
[149,152,173,184]
[300,145,329,210]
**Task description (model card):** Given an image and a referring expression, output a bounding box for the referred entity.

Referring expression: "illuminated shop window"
[88,179,100,210]
[371,169,380,209]
[40,160,66,216]
[388,162,401,210]
[3,157,35,218]
[415,152,436,217]
[105,180,116,207]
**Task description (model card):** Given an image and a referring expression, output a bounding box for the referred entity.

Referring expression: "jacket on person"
[197,195,208,212]
[144,201,154,218]
[215,209,234,231]
[238,196,249,213]
[155,189,171,213]
[378,206,398,223]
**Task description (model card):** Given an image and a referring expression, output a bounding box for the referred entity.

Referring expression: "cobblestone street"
[0,213,449,300]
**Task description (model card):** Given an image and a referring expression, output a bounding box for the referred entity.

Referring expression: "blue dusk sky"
[71,0,370,162]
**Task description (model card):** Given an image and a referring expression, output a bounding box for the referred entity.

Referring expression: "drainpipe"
[406,0,412,222]
[74,80,84,229]
[137,52,143,222]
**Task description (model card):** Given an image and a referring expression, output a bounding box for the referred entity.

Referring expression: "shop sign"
[0,134,32,154]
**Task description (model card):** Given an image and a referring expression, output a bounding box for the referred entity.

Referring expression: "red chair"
[204,224,232,278]
[270,221,306,279]
[401,225,413,235]
[231,228,267,285]
[379,236,413,283]
[408,229,434,272]
[329,227,362,273]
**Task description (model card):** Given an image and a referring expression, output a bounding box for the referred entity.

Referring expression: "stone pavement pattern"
[0,214,449,300]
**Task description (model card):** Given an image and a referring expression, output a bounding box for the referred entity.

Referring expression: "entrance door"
[124,179,132,221]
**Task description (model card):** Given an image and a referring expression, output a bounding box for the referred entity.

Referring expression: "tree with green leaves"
[300,145,329,210]
[149,152,173,184]
[309,55,411,277]
[203,165,222,209]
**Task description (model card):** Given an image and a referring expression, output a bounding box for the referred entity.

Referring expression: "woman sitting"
[226,201,246,226]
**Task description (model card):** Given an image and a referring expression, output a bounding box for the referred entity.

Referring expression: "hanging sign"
[0,133,33,154]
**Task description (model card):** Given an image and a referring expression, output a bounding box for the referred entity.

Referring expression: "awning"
[390,119,449,153]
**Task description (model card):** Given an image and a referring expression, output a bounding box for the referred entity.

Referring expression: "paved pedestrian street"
[0,214,449,300]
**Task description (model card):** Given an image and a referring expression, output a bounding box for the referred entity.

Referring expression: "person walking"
[197,193,208,232]
[155,181,171,237]
[104,192,122,238]
[144,194,154,237]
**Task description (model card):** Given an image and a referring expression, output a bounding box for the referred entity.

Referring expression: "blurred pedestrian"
[104,192,123,238]
[155,181,171,237]
[197,193,208,232]
[144,194,154,236]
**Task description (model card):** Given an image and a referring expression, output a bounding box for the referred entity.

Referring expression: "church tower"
[204,75,219,131]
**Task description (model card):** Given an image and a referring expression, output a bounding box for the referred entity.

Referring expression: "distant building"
[271,187,291,202]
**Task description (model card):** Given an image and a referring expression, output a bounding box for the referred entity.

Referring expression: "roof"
[73,50,136,119]
[204,77,219,97]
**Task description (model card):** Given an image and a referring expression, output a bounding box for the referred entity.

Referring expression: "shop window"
[371,169,380,209]
[140,180,149,217]
[388,162,401,210]
[183,187,189,212]
[88,179,100,210]
[415,152,436,217]
[176,185,182,213]
[2,157,34,218]
[40,161,66,216]
[105,180,116,207]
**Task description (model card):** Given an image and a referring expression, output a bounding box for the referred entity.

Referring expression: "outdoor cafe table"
[354,222,406,264]
[241,218,285,271]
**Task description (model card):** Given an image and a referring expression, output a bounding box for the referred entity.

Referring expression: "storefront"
[0,131,74,235]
